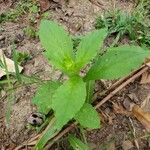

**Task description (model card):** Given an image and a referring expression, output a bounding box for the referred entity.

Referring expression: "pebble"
[122,140,134,150]
[27,112,45,126]
[52,0,60,2]
[0,36,5,41]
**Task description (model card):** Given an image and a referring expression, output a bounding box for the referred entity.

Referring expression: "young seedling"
[0,0,38,23]
[33,20,150,149]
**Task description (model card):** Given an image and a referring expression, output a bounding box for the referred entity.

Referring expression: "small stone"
[123,98,135,111]
[27,112,45,126]
[14,33,24,44]
[104,107,111,114]
[52,0,60,3]
[0,36,5,41]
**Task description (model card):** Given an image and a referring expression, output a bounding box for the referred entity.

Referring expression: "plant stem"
[79,126,88,145]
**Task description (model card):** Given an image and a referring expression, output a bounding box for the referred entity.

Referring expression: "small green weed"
[15,51,31,64]
[72,36,82,51]
[31,20,150,149]
[136,0,150,20]
[0,0,38,23]
[24,26,37,38]
[95,9,150,47]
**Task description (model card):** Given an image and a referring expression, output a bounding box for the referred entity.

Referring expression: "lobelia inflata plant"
[32,20,150,149]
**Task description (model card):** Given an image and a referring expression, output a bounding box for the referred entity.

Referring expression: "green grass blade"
[2,52,14,126]
[12,44,22,83]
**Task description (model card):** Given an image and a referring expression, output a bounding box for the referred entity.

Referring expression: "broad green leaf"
[39,20,74,73]
[75,103,100,129]
[75,28,107,70]
[52,76,86,129]
[68,134,90,150]
[32,81,61,114]
[85,45,150,81]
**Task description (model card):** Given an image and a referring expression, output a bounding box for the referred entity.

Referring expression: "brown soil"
[0,0,150,150]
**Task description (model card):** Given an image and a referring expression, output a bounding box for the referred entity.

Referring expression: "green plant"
[0,0,38,23]
[31,20,150,149]
[15,51,31,64]
[136,0,150,20]
[133,0,150,46]
[24,26,37,38]
[72,36,82,51]
[95,9,150,47]
[41,12,51,20]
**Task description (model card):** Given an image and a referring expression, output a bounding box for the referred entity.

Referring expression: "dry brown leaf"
[140,71,150,84]
[39,0,51,12]
[145,62,150,79]
[146,62,150,67]
[113,102,130,115]
[145,57,150,63]
[107,142,115,150]
[108,115,113,125]
[0,49,23,78]
[132,105,150,132]
[141,93,150,112]
[127,93,139,103]
[122,140,134,150]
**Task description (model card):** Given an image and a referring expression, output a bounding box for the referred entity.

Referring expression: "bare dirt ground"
[0,0,150,149]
